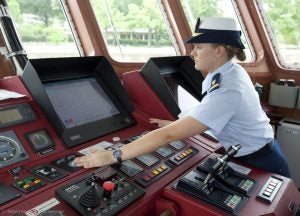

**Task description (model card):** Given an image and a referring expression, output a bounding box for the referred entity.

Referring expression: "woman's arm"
[149,118,174,127]
[74,116,208,168]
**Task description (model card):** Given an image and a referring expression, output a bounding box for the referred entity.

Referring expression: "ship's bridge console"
[0,56,299,216]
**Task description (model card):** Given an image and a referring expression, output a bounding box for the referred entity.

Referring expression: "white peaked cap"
[185,17,245,49]
[197,17,241,31]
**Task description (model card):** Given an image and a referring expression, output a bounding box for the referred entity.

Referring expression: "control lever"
[203,144,241,185]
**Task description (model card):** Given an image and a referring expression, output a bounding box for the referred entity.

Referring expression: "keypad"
[257,176,283,203]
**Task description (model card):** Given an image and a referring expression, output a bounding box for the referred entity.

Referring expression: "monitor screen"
[44,77,120,129]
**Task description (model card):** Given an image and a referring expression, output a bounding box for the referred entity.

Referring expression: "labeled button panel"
[135,163,172,188]
[51,154,82,173]
[29,164,68,183]
[257,176,283,203]
[167,147,198,166]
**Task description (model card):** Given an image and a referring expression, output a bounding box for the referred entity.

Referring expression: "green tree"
[181,0,222,30]
[7,0,22,23]
[187,0,222,18]
[262,0,300,45]
[17,0,63,26]
[7,0,68,43]
[91,0,172,46]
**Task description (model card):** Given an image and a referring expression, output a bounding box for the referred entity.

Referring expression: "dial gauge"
[0,130,29,168]
[0,136,19,162]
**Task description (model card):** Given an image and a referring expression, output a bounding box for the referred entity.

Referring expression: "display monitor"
[44,77,120,129]
[140,56,204,117]
[22,56,136,148]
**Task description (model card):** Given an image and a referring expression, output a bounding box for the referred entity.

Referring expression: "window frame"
[255,0,300,71]
[66,0,277,76]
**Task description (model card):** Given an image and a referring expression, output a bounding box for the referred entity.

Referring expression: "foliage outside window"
[7,0,80,58]
[180,0,254,62]
[258,0,300,70]
[90,0,177,62]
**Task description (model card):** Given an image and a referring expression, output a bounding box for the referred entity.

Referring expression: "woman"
[74,17,290,177]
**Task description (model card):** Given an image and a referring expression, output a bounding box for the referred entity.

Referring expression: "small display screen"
[119,160,143,177]
[26,129,55,152]
[155,146,174,158]
[44,77,120,129]
[0,109,23,124]
[136,154,159,167]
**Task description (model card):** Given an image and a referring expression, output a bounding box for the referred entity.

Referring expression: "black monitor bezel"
[22,56,136,148]
[140,56,204,117]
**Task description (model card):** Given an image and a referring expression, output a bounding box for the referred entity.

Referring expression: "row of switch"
[14,176,46,193]
[142,164,169,182]
[257,176,283,203]
[174,148,194,162]
[262,177,281,197]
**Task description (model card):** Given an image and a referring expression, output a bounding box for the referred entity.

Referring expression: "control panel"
[0,77,212,216]
[162,150,300,216]
[12,176,46,193]
[175,145,253,214]
[56,167,145,216]
[257,176,283,203]
[50,154,81,173]
[176,168,248,214]
[1,75,299,216]
[115,133,200,189]
[196,157,257,196]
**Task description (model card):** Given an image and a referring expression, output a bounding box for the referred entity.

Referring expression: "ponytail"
[212,44,246,61]
[225,45,246,61]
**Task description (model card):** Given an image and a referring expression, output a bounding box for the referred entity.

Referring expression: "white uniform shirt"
[186,61,274,157]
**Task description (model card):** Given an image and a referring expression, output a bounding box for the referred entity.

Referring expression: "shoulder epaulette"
[208,73,221,93]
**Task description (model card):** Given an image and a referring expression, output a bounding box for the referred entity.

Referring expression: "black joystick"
[79,182,103,208]
[203,144,241,185]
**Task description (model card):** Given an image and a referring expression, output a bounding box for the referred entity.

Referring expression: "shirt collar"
[210,60,233,76]
[202,60,233,93]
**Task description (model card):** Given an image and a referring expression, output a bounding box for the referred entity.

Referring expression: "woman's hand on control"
[73,149,116,168]
[149,118,173,127]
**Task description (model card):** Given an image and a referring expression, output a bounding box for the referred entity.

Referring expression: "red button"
[143,175,151,182]
[103,181,115,191]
